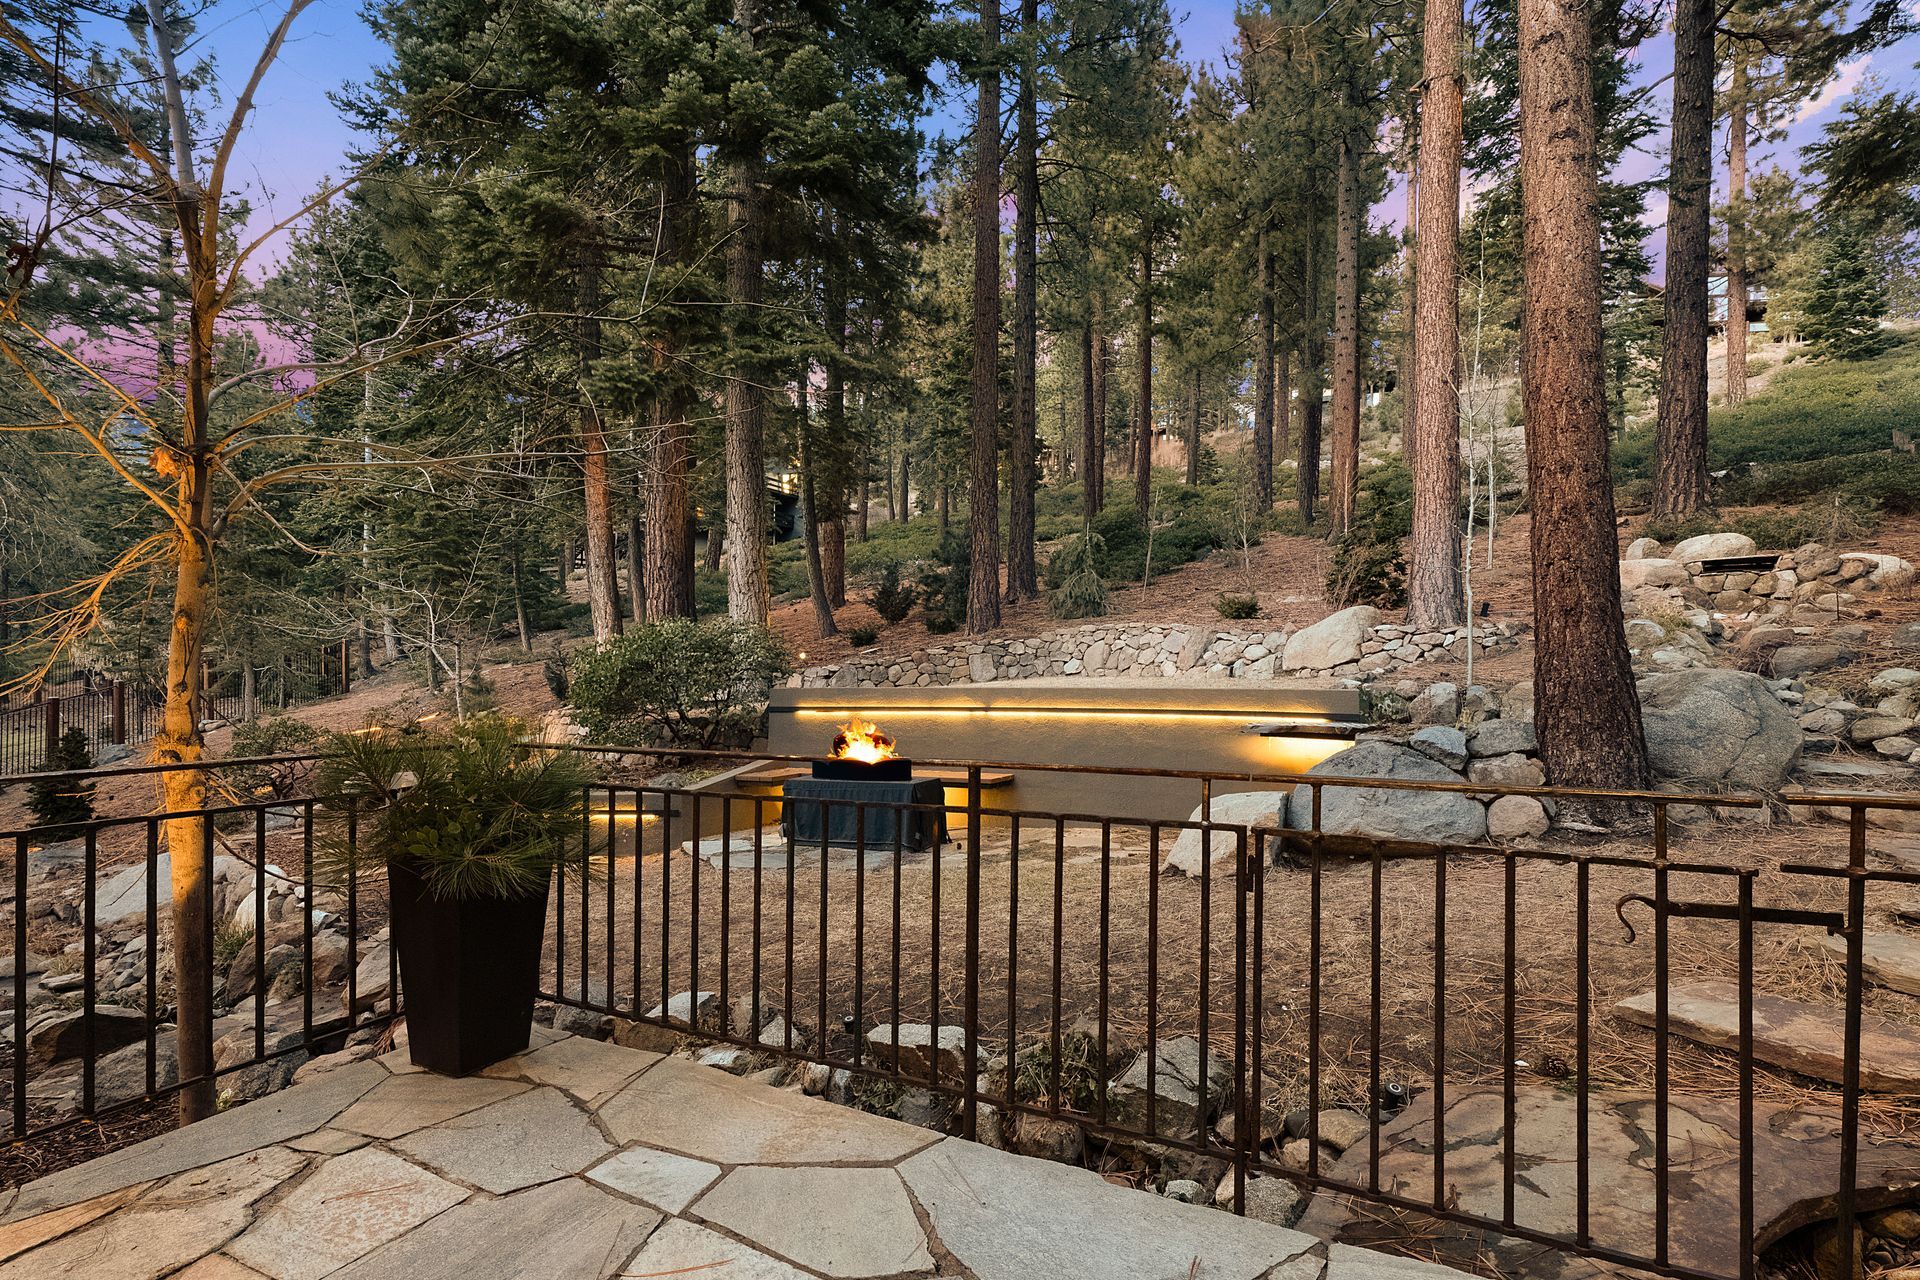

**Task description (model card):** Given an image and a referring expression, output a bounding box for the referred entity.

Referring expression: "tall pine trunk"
[1080,322,1099,524]
[1653,0,1714,519]
[1090,301,1109,513]
[1725,59,1751,408]
[577,251,622,641]
[1407,0,1467,629]
[1275,348,1291,459]
[1328,134,1363,536]
[797,374,837,637]
[724,0,769,623]
[1134,240,1153,519]
[1006,0,1040,600]
[1253,231,1276,509]
[1518,0,1649,793]
[1184,365,1201,485]
[966,0,1003,633]
[823,248,850,609]
[643,146,697,620]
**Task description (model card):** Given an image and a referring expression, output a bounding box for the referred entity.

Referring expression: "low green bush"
[1215,592,1261,620]
[845,625,879,647]
[27,727,95,839]
[916,535,969,634]
[227,715,324,801]
[867,564,917,623]
[569,618,791,748]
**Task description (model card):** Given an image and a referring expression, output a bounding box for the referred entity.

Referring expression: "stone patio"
[0,1029,1476,1279]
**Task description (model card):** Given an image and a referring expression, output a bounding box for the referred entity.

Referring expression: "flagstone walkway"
[0,1029,1474,1280]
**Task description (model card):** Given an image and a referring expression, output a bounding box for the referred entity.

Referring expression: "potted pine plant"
[317,715,596,1075]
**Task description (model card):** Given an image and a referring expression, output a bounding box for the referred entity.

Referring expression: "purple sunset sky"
[111,0,1920,275]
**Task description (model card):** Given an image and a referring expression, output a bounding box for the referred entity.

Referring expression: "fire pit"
[781,719,947,854]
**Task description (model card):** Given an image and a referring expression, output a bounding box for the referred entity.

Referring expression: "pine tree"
[1802,221,1893,360]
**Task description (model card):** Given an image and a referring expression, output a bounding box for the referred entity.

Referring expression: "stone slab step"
[1823,931,1920,997]
[1615,980,1920,1092]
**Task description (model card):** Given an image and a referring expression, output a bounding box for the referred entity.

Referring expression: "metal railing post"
[963,764,982,1141]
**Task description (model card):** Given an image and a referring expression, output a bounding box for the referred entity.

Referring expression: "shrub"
[28,727,95,838]
[845,625,879,647]
[542,654,569,700]
[916,535,969,634]
[226,714,323,801]
[1324,459,1411,609]
[569,618,791,748]
[1215,591,1261,620]
[868,564,918,623]
[1047,533,1109,619]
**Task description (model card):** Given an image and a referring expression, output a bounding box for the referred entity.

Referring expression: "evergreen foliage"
[27,728,95,839]
[568,620,791,749]
[1802,222,1894,361]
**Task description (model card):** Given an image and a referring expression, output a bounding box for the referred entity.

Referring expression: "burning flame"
[830,717,898,765]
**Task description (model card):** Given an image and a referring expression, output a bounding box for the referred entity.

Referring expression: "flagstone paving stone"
[393,1086,612,1193]
[1823,930,1920,997]
[693,1165,933,1278]
[1615,981,1920,1091]
[330,1178,659,1280]
[225,1146,468,1280]
[899,1136,1318,1280]
[584,1144,722,1213]
[624,1219,815,1280]
[331,1070,528,1140]
[0,1033,1487,1280]
[480,1031,660,1104]
[597,1054,936,1165]
[1,1059,384,1224]
[0,1148,306,1280]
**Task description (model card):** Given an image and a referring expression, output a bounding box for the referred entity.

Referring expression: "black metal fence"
[2,746,1917,1280]
[540,749,1920,1280]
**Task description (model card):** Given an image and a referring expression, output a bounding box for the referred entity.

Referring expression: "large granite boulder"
[1282,605,1379,671]
[1159,789,1289,876]
[1283,741,1488,845]
[1671,532,1758,563]
[1638,668,1802,790]
[1618,559,1688,590]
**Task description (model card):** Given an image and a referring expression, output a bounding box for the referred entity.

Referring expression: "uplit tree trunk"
[1006,0,1040,600]
[643,146,696,620]
[1407,0,1467,630]
[1134,240,1153,519]
[1253,232,1276,509]
[577,252,622,641]
[1328,134,1363,536]
[1518,0,1650,793]
[1653,0,1713,519]
[724,0,769,624]
[966,0,1003,633]
[1725,58,1750,408]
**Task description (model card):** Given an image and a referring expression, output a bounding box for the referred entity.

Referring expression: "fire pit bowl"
[781,722,946,853]
[810,756,914,783]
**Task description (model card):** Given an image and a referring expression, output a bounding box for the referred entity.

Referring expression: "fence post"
[962,764,982,1142]
[111,681,127,746]
[42,696,60,764]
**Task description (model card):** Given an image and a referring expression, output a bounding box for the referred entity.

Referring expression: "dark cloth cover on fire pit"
[781,777,947,852]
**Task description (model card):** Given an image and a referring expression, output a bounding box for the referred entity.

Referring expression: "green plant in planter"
[315,714,598,1075]
[315,714,597,899]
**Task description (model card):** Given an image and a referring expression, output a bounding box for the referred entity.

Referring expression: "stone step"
[1615,981,1920,1092]
[1823,931,1920,997]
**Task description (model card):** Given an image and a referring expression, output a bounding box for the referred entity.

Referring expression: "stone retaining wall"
[795,615,1523,690]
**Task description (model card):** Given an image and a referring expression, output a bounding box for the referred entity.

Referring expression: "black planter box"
[387,860,551,1076]
[782,775,947,852]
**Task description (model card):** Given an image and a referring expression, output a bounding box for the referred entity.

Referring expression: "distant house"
[1708,273,1768,339]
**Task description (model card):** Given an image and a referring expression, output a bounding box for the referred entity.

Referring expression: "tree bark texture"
[1089,301,1109,514]
[1253,232,1276,509]
[1184,364,1201,485]
[1518,0,1650,792]
[1407,0,1467,630]
[797,377,837,637]
[1134,240,1153,519]
[966,0,1003,633]
[1006,0,1040,600]
[1328,135,1363,536]
[1653,0,1714,519]
[1725,59,1750,408]
[723,79,769,623]
[1275,347,1291,460]
[643,146,697,620]
[1080,323,1098,524]
[577,252,622,641]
